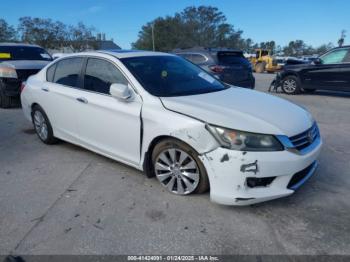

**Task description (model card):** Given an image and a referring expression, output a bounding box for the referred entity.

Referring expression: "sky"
[2,0,349,49]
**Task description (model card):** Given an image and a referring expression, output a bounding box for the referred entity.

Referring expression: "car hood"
[160,87,313,137]
[0,60,50,70]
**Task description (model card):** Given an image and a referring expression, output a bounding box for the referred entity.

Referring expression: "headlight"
[206,125,284,151]
[0,63,17,78]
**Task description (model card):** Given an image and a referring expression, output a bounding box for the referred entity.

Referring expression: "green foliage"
[17,17,97,51]
[0,9,339,56]
[0,17,97,51]
[18,17,67,49]
[0,19,17,41]
[282,40,334,56]
[132,6,245,51]
[132,5,336,56]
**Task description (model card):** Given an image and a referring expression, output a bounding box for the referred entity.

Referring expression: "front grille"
[16,69,40,81]
[287,162,317,189]
[289,123,319,151]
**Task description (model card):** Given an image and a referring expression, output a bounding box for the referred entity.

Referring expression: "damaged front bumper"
[200,137,322,206]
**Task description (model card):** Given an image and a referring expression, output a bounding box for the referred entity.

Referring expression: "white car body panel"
[21,51,322,206]
[161,87,313,137]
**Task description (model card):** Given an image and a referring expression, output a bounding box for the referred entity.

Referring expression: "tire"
[255,62,266,73]
[0,88,12,108]
[281,75,301,95]
[151,138,209,195]
[31,105,58,144]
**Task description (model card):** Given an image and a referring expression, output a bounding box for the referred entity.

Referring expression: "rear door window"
[83,58,128,95]
[53,58,84,88]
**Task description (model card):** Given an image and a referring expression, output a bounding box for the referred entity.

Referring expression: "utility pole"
[151,23,155,51]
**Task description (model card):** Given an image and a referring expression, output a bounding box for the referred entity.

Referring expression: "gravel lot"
[0,73,349,255]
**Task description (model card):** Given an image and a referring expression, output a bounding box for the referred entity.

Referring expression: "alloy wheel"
[283,79,297,93]
[33,111,48,141]
[154,148,200,195]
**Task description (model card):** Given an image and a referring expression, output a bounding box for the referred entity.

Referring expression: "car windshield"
[121,55,228,97]
[0,46,52,61]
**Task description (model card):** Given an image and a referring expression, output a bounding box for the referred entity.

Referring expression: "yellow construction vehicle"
[249,49,282,73]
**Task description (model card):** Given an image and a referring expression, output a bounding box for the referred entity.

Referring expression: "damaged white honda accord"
[21,50,322,205]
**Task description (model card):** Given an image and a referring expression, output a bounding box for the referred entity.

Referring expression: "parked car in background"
[21,50,321,205]
[300,55,319,63]
[0,43,52,108]
[174,48,255,89]
[52,53,67,60]
[274,46,350,94]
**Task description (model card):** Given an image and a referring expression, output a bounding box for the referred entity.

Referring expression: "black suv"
[275,46,350,94]
[174,48,255,89]
[0,43,52,108]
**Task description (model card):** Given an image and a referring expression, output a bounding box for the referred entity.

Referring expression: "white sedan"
[21,50,322,205]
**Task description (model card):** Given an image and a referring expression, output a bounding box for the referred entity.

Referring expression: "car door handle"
[76,97,88,104]
[41,87,49,92]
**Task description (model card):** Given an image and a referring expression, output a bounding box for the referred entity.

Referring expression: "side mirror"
[313,58,322,65]
[109,83,132,100]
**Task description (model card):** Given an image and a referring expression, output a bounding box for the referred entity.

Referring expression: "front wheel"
[281,75,301,94]
[152,139,209,195]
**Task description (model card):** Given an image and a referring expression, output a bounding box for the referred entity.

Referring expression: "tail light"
[20,82,26,93]
[209,65,226,73]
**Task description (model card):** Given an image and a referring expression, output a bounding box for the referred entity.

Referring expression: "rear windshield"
[217,51,249,65]
[121,55,228,97]
[0,46,52,61]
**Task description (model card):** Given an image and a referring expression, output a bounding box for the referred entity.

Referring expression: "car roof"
[334,45,350,49]
[0,42,42,48]
[98,49,173,59]
[174,48,243,54]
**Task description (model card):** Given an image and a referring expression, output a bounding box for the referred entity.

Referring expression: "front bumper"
[200,137,322,206]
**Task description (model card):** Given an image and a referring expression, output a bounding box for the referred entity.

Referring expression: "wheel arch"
[142,135,201,178]
[30,103,44,120]
[281,71,300,81]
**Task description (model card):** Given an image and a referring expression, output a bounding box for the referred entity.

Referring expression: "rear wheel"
[282,75,301,95]
[32,105,58,144]
[255,62,266,73]
[152,138,209,195]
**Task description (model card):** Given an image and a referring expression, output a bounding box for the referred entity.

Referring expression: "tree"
[68,22,97,51]
[0,19,17,41]
[17,17,97,51]
[18,17,67,49]
[315,43,334,55]
[283,40,308,56]
[132,5,245,51]
[258,41,276,53]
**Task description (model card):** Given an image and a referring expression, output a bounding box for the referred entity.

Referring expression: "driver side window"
[321,49,348,64]
[84,58,128,95]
